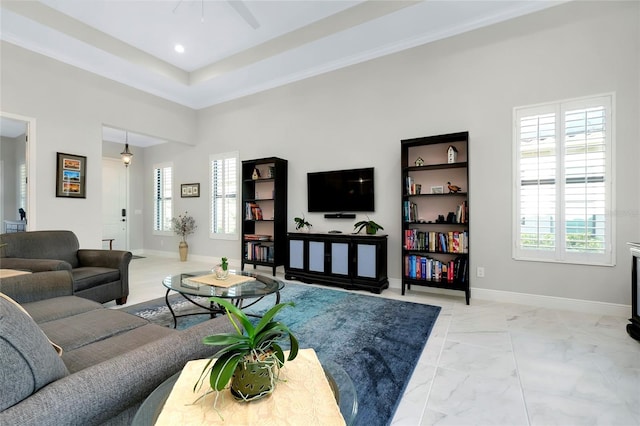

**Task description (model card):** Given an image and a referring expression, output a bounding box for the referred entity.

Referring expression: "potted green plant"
[294,215,312,231]
[214,257,229,280]
[354,217,384,235]
[171,211,197,261]
[196,297,299,401]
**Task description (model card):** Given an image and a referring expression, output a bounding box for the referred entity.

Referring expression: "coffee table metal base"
[164,288,281,329]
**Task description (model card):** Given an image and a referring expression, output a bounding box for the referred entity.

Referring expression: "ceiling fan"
[173,0,260,29]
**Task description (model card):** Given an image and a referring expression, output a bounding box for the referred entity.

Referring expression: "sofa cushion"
[0,294,69,411]
[62,323,176,373]
[72,267,120,292]
[22,296,103,324]
[38,308,149,352]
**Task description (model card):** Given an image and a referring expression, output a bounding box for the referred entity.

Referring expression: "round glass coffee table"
[162,270,284,328]
[132,359,358,426]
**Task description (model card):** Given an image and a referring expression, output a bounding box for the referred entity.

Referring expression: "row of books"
[404,230,468,253]
[245,242,274,262]
[405,176,423,195]
[245,202,263,220]
[404,255,468,283]
[403,201,419,222]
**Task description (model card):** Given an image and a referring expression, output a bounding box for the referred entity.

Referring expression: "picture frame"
[181,183,200,198]
[430,185,444,194]
[56,152,86,198]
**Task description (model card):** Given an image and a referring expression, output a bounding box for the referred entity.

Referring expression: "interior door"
[102,158,128,250]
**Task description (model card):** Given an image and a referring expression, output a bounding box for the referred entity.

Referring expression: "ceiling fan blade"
[227,0,260,29]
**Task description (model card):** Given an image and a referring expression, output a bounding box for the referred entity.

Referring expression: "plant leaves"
[254,301,294,335]
[208,297,255,337]
[209,351,243,391]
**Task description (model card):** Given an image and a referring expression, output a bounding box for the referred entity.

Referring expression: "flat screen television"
[307,167,375,212]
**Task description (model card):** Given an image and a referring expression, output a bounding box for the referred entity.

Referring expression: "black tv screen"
[307,167,375,212]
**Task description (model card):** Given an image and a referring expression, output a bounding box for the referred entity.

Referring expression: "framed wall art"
[181,183,200,198]
[56,152,86,198]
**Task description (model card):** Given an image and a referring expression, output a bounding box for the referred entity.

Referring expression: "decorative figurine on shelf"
[415,157,424,166]
[19,208,26,221]
[447,145,458,164]
[447,181,462,193]
[252,168,260,180]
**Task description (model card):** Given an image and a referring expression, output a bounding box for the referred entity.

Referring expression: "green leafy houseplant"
[294,215,312,231]
[354,217,384,235]
[221,257,228,271]
[197,297,299,401]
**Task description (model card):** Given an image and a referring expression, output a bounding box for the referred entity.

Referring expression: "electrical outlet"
[476,266,485,278]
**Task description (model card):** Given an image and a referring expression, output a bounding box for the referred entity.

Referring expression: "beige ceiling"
[1,0,564,110]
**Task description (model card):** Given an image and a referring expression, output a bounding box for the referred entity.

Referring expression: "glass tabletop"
[132,360,358,426]
[162,270,284,299]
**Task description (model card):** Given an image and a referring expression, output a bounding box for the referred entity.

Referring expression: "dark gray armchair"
[0,230,132,304]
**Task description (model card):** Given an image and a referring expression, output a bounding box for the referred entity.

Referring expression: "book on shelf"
[245,202,263,220]
[244,234,272,241]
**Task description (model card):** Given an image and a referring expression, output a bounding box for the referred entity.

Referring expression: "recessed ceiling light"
[174,44,185,54]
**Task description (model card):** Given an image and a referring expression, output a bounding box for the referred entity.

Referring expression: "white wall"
[185,1,636,305]
[1,1,638,305]
[0,42,197,247]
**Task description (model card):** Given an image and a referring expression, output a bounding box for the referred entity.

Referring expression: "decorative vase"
[214,265,229,280]
[230,359,278,401]
[179,241,188,261]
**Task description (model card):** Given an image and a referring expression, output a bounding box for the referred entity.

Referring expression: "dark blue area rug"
[122,283,440,426]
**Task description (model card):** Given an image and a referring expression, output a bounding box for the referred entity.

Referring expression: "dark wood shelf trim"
[405,162,468,172]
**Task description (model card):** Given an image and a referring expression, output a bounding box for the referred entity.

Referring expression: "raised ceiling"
[1,0,563,110]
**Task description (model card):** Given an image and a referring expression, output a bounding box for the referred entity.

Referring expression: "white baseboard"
[388,278,630,317]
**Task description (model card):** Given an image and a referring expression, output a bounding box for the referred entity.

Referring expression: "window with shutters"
[513,94,614,265]
[153,163,173,234]
[210,152,238,240]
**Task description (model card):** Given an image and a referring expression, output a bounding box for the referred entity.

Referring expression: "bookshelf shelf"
[241,157,288,276]
[401,132,470,304]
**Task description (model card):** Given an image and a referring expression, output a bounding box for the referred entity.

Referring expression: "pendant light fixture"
[120,132,133,167]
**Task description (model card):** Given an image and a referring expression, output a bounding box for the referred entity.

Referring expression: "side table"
[132,360,357,425]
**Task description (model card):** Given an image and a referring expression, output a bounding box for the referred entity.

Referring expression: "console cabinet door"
[288,238,305,271]
[331,242,350,276]
[308,240,325,273]
[356,243,377,278]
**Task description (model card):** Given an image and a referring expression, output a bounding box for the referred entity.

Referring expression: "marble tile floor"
[112,255,640,426]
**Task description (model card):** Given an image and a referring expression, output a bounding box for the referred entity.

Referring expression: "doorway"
[102,158,128,250]
[0,113,35,231]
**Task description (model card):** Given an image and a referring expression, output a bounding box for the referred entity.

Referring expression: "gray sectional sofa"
[0,230,131,305]
[0,270,233,425]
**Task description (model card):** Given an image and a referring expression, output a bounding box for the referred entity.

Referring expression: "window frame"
[209,151,239,241]
[152,162,173,236]
[512,93,615,266]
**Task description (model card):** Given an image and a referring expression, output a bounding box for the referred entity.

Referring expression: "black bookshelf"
[241,157,287,276]
[401,132,470,304]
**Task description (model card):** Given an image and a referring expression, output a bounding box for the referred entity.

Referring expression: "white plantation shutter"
[153,163,173,232]
[514,94,613,265]
[210,152,238,239]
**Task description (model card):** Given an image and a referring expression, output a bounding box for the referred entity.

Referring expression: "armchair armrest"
[0,258,72,272]
[77,249,132,270]
[0,270,74,303]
